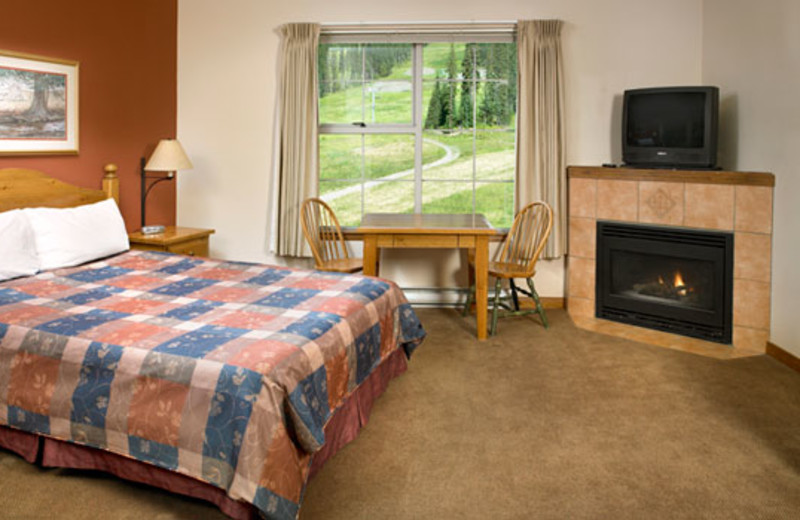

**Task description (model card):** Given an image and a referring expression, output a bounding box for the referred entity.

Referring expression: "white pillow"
[0,209,40,281]
[24,198,130,270]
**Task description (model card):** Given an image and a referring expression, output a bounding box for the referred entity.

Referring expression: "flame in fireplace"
[674,272,688,296]
[635,271,696,303]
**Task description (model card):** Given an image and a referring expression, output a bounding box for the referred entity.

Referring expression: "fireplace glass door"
[596,222,733,343]
[610,250,715,311]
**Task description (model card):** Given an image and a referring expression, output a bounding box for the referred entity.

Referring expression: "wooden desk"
[357,213,498,340]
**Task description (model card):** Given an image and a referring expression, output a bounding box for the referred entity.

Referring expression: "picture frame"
[0,49,79,155]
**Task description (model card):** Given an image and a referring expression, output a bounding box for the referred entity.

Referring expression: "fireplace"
[595,222,733,343]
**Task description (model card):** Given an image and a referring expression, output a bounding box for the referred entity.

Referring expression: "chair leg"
[509,278,520,311]
[490,278,502,336]
[462,257,475,317]
[462,283,475,317]
[526,277,549,329]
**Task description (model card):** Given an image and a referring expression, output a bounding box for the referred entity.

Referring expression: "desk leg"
[363,235,378,277]
[475,235,489,340]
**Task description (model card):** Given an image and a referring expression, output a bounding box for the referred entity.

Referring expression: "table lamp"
[140,139,193,234]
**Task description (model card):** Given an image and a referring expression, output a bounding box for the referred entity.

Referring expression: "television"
[622,86,719,169]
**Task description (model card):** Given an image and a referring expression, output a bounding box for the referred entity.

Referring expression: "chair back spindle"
[496,201,553,277]
[301,198,361,273]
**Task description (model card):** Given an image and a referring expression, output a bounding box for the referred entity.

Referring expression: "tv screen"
[622,86,719,169]
[626,92,707,148]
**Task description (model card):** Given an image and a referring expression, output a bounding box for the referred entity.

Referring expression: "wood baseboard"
[766,341,800,374]
[520,297,565,310]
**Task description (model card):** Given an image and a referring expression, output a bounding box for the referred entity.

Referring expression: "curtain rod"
[320,21,517,34]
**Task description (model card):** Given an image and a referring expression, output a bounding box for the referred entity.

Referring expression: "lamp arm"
[140,156,175,228]
[143,175,174,200]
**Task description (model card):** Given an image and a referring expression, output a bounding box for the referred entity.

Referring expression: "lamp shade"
[144,139,193,172]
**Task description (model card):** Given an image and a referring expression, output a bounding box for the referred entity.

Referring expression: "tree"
[424,76,443,129]
[442,44,458,129]
[345,45,360,82]
[478,44,514,127]
[318,45,330,97]
[364,44,411,79]
[459,44,478,128]
[0,69,64,123]
[506,44,518,121]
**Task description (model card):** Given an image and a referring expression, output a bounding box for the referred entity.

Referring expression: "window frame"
[318,26,517,226]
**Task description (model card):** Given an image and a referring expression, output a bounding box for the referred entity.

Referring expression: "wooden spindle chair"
[463,201,554,335]
[300,198,363,273]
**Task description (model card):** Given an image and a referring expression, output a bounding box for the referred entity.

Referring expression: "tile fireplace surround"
[566,166,774,359]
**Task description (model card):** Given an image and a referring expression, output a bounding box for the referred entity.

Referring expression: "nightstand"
[128,226,215,257]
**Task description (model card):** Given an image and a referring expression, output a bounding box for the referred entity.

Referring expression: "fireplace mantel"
[566,165,774,358]
[568,166,774,186]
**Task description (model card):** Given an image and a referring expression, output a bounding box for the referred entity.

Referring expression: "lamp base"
[141,225,166,235]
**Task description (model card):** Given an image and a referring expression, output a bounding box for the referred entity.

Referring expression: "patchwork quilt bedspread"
[0,251,425,519]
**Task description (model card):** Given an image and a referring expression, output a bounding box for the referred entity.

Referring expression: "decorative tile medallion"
[646,188,676,218]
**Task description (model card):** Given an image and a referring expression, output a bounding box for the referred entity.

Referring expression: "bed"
[0,166,426,519]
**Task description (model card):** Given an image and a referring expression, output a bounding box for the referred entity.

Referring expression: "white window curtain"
[515,20,566,259]
[272,23,321,257]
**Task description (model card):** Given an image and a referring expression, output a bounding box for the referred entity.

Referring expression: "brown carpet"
[1,309,798,519]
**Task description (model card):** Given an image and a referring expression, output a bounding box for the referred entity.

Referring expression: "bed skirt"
[0,347,408,519]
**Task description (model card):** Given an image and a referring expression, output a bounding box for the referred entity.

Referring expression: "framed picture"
[0,50,79,155]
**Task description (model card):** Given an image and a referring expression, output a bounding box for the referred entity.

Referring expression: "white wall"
[177,0,703,299]
[702,0,800,356]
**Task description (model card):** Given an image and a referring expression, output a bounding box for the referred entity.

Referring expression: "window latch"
[352,122,366,128]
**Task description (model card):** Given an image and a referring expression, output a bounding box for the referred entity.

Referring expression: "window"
[318,35,517,228]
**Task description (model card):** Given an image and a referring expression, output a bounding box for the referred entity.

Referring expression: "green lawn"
[319,134,445,181]
[323,147,515,227]
[423,181,515,226]
[422,130,515,175]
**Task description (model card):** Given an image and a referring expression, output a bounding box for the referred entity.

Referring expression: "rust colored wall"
[0,0,177,230]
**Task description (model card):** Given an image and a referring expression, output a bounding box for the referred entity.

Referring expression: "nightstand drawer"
[167,238,208,257]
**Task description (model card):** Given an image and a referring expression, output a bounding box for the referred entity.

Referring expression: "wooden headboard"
[0,164,119,212]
